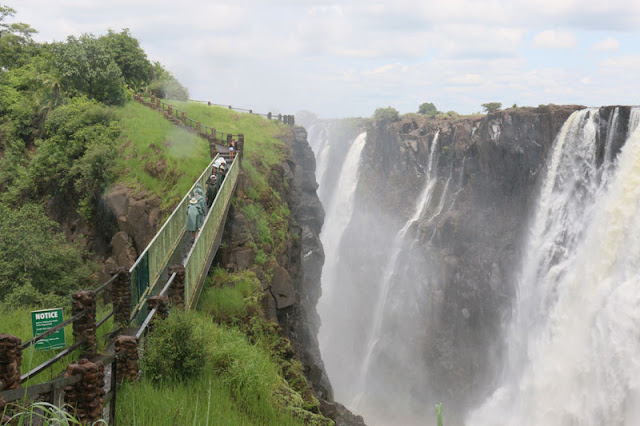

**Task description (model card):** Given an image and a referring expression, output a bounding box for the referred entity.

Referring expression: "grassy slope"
[115,101,211,210]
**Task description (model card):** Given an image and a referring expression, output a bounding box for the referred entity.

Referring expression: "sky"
[6,0,640,118]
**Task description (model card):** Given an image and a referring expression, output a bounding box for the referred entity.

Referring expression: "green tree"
[147,62,189,101]
[0,5,37,69]
[51,34,125,105]
[373,106,400,123]
[481,102,502,113]
[100,29,153,91]
[0,203,96,305]
[418,102,438,116]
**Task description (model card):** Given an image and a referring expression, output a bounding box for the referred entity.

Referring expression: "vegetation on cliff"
[1,6,330,424]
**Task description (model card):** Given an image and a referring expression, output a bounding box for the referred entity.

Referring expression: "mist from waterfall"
[469,107,640,425]
[309,123,459,425]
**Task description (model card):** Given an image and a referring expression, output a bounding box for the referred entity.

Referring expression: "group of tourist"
[186,157,228,240]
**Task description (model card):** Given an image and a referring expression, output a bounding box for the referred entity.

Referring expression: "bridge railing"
[128,154,220,324]
[184,154,239,309]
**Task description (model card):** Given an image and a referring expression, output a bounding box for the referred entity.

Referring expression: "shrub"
[140,313,206,382]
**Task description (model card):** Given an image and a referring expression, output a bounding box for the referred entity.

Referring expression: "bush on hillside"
[141,313,206,382]
[0,202,96,305]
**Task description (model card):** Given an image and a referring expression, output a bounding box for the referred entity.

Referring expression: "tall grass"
[117,310,304,426]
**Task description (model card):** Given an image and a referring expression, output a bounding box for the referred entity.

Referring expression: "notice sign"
[31,308,65,351]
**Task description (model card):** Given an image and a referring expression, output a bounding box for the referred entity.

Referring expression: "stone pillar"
[168,105,173,115]
[278,114,282,122]
[226,133,233,146]
[63,359,105,424]
[163,111,168,119]
[291,115,295,126]
[168,265,185,309]
[114,336,138,384]
[150,95,156,108]
[0,334,22,391]
[72,291,97,359]
[156,99,161,109]
[196,122,201,132]
[228,105,232,109]
[267,112,272,120]
[147,295,169,320]
[111,267,131,326]
[249,109,252,114]
[181,112,186,123]
[207,101,211,106]
[211,128,216,140]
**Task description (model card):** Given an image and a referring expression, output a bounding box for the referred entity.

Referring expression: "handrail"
[94,273,118,295]
[20,339,86,383]
[184,154,239,309]
[190,99,295,120]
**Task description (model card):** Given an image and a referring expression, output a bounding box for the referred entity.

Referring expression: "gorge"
[301,105,640,425]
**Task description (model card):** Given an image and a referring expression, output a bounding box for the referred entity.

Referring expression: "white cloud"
[592,37,620,52]
[531,30,577,49]
[5,0,640,117]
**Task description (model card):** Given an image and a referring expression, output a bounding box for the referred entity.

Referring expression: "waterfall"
[469,107,640,425]
[354,131,441,402]
[316,132,367,304]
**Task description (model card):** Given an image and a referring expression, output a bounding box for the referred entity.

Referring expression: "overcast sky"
[6,0,640,118]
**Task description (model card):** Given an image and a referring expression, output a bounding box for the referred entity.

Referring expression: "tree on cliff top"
[481,102,502,113]
[418,102,439,116]
[373,106,400,123]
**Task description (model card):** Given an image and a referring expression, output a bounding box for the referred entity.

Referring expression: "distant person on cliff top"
[229,139,236,160]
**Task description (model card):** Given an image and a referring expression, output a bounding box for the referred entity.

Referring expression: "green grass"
[114,101,211,209]
[0,302,115,386]
[162,100,288,196]
[196,268,259,324]
[117,310,306,426]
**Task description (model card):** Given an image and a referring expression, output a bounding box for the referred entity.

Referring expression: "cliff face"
[217,126,364,425]
[333,105,633,421]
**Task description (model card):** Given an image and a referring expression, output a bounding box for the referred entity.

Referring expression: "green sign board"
[31,308,65,351]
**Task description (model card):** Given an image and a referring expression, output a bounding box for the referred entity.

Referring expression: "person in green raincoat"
[186,197,200,240]
[206,174,218,208]
[193,183,207,217]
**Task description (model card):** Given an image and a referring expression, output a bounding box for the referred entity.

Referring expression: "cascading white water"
[469,107,640,425]
[316,132,367,304]
[354,131,441,404]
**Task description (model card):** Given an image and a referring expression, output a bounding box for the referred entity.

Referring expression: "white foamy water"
[469,107,640,426]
